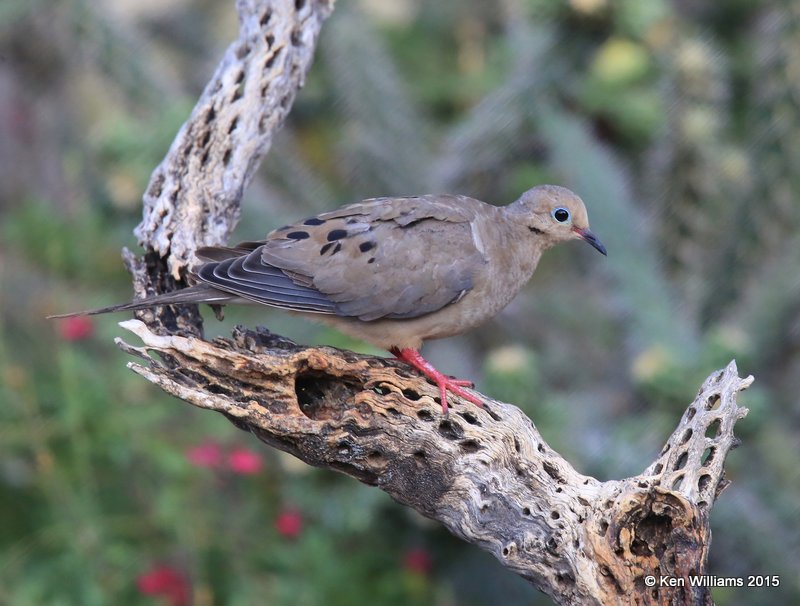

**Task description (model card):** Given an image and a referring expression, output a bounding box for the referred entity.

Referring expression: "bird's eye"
[552,207,571,223]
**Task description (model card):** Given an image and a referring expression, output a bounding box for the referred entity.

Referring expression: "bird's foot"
[390,347,483,414]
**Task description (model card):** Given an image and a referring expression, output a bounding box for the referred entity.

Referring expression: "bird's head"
[509,185,607,255]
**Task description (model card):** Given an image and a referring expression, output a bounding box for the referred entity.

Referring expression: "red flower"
[137,565,191,606]
[226,447,263,475]
[274,508,303,539]
[58,316,94,341]
[403,548,433,575]
[186,441,223,469]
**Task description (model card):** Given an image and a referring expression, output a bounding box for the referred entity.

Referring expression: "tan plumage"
[51,184,606,412]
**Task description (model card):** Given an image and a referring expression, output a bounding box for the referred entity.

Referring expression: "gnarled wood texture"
[116,320,751,605]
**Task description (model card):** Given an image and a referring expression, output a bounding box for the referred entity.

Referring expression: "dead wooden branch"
[116,321,751,605]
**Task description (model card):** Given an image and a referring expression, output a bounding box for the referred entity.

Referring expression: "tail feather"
[47,285,233,319]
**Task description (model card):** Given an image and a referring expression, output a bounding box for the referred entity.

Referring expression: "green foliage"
[2,0,799,603]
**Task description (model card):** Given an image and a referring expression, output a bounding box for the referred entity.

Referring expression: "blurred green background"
[1,0,799,604]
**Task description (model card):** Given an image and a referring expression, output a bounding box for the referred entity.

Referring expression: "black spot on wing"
[359,241,376,253]
[303,217,326,226]
[319,242,343,256]
[287,231,310,240]
[326,229,348,241]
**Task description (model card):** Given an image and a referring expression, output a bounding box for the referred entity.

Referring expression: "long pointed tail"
[47,285,234,318]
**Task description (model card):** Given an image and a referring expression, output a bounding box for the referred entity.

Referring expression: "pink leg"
[390,347,483,414]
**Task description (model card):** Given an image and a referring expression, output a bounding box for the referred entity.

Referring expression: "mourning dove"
[51,185,606,412]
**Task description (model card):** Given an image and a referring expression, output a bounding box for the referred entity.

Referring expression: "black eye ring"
[552,207,570,223]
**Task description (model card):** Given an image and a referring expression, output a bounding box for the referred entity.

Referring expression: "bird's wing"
[195,195,488,321]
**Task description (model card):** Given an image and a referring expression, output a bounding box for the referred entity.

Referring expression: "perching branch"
[117,2,752,604]
[116,321,751,605]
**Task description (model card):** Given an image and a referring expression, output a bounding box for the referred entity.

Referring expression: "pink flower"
[274,508,303,539]
[403,548,433,575]
[186,441,222,469]
[137,565,191,606]
[58,316,94,341]
[226,447,263,475]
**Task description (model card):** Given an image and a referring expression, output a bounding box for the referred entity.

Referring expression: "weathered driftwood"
[117,1,753,604]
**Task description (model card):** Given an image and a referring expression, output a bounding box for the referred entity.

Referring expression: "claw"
[390,347,483,414]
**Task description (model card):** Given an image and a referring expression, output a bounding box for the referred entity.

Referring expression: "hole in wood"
[295,371,361,421]
[705,418,721,439]
[372,384,390,395]
[653,463,663,474]
[416,409,434,422]
[402,388,421,401]
[460,439,481,454]
[459,411,480,426]
[513,437,521,452]
[413,450,426,460]
[686,407,697,421]
[698,474,711,492]
[437,420,464,440]
[543,461,564,483]
[550,511,560,520]
[522,507,531,516]
[701,447,715,465]
[680,428,692,444]
[295,0,306,9]
[706,394,721,410]
[260,9,272,25]
[670,474,684,490]
[673,452,688,470]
